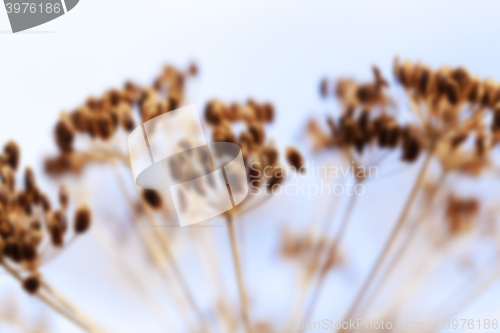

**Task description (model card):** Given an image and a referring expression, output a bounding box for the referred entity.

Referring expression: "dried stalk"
[342,151,433,325]
[226,213,252,333]
[1,261,100,332]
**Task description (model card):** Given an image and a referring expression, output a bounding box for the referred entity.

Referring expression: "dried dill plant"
[44,62,303,333]
[32,57,500,333]
[297,58,500,331]
[0,141,99,331]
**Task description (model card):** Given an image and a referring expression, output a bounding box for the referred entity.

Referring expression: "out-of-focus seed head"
[53,210,68,233]
[24,167,36,194]
[285,147,306,173]
[142,189,162,210]
[40,193,51,212]
[55,118,75,153]
[262,146,279,166]
[21,242,36,262]
[248,122,265,146]
[4,240,21,262]
[320,78,329,98]
[3,141,20,171]
[74,205,92,234]
[70,108,89,133]
[59,185,68,209]
[22,275,40,295]
[401,127,421,162]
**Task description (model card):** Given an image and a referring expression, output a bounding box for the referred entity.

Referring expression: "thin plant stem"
[140,195,210,333]
[41,280,108,333]
[301,188,360,323]
[226,213,253,333]
[425,269,500,333]
[112,166,195,331]
[90,217,172,329]
[427,250,499,325]
[1,261,96,332]
[341,151,433,327]
[356,172,448,317]
[283,178,339,332]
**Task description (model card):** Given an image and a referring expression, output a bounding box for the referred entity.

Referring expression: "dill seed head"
[0,215,13,239]
[24,167,36,194]
[0,185,9,209]
[3,141,20,171]
[372,65,388,88]
[401,128,421,162]
[417,67,431,95]
[22,275,40,295]
[188,62,198,76]
[320,78,329,98]
[70,108,89,132]
[356,84,379,104]
[262,103,275,123]
[96,113,115,140]
[59,185,68,209]
[4,240,21,262]
[106,90,122,108]
[21,242,36,262]
[86,96,101,111]
[248,122,265,146]
[142,189,162,209]
[49,224,64,247]
[451,133,468,149]
[443,78,459,105]
[205,100,225,125]
[263,146,279,166]
[475,135,486,156]
[285,147,305,173]
[39,193,51,212]
[16,191,30,214]
[265,165,285,189]
[167,93,180,112]
[54,118,75,152]
[492,109,500,132]
[446,196,478,234]
[467,79,481,103]
[53,210,68,233]
[121,112,135,131]
[74,205,91,234]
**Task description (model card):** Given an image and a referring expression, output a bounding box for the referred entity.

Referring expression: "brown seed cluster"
[46,64,197,175]
[445,195,479,235]
[0,141,91,291]
[205,98,303,191]
[280,227,341,275]
[312,60,499,170]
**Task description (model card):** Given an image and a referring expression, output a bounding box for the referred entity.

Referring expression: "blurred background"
[1,1,500,332]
